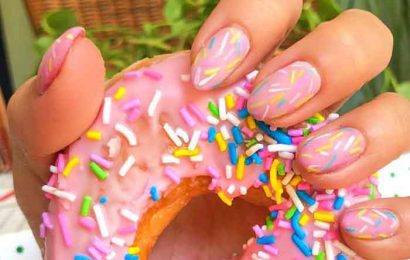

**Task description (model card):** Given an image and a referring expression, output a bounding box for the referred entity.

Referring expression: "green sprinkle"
[390,172,395,178]
[89,162,109,180]
[302,129,310,136]
[80,196,92,216]
[208,101,219,118]
[278,162,285,176]
[245,138,257,148]
[368,184,375,200]
[266,216,273,230]
[306,117,320,124]
[285,205,297,220]
[16,246,24,254]
[315,251,325,260]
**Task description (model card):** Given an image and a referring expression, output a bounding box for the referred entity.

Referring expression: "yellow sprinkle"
[128,246,140,254]
[236,155,245,180]
[307,166,320,173]
[349,147,363,154]
[230,31,241,44]
[330,131,344,142]
[215,133,227,152]
[299,214,310,226]
[290,70,296,84]
[217,191,232,206]
[262,185,273,198]
[294,94,313,107]
[315,113,325,122]
[314,210,335,223]
[270,93,285,104]
[270,159,280,190]
[114,87,126,100]
[225,94,235,110]
[246,116,256,130]
[358,209,367,217]
[301,153,313,158]
[275,181,283,204]
[226,58,241,70]
[86,130,102,141]
[173,147,200,157]
[290,175,302,186]
[357,235,372,239]
[62,156,80,177]
[204,67,220,76]
[297,69,305,79]
[66,33,74,40]
[353,136,363,146]
[373,172,379,178]
[315,144,332,152]
[378,234,387,238]
[193,54,200,65]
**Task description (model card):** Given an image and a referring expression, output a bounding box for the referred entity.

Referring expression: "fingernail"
[248,61,320,120]
[342,208,399,240]
[297,127,366,173]
[191,26,250,90]
[37,27,85,94]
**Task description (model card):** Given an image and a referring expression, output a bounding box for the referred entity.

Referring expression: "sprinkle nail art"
[191,26,250,90]
[297,127,366,173]
[247,61,320,120]
[37,27,85,94]
[342,208,399,240]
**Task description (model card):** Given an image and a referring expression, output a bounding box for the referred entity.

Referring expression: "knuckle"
[377,92,410,134]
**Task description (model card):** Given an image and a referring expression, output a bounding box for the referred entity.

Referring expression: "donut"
[40,28,379,260]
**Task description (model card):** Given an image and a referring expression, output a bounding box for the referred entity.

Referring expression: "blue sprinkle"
[228,142,238,165]
[245,156,253,165]
[259,173,268,183]
[238,108,249,118]
[208,127,217,143]
[124,254,139,260]
[256,121,292,144]
[296,190,316,206]
[231,126,244,144]
[251,154,263,165]
[74,255,91,260]
[291,234,312,257]
[208,37,216,49]
[150,186,160,201]
[333,196,345,210]
[256,235,276,245]
[270,210,278,219]
[291,211,306,240]
[99,196,108,204]
[336,253,348,260]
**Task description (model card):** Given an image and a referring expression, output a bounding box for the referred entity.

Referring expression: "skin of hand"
[7,0,410,259]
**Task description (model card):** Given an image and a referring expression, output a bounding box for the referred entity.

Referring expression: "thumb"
[7,27,105,157]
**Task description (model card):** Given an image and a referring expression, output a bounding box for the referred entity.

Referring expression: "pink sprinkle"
[57,153,65,173]
[324,230,337,240]
[264,157,273,171]
[42,212,53,229]
[253,180,263,188]
[124,70,142,79]
[350,196,370,205]
[118,224,137,235]
[88,246,103,260]
[90,154,113,169]
[39,223,46,238]
[200,131,208,140]
[127,108,141,123]
[369,176,378,185]
[58,213,72,247]
[252,225,264,238]
[315,194,336,201]
[244,81,253,91]
[288,129,304,136]
[121,99,141,111]
[187,103,206,123]
[285,159,292,172]
[92,237,112,255]
[311,121,327,131]
[263,245,279,256]
[291,136,305,145]
[274,211,284,226]
[277,220,292,230]
[241,126,254,137]
[207,166,220,178]
[351,187,370,196]
[269,201,292,211]
[164,167,181,184]
[208,178,218,190]
[79,216,96,230]
[179,107,196,128]
[297,182,311,191]
[143,69,162,80]
[258,148,270,159]
[318,201,334,211]
[45,174,58,199]
[235,96,246,110]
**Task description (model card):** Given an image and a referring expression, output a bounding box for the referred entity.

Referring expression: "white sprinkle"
[278,151,294,159]
[164,167,181,183]
[190,154,203,162]
[106,251,116,260]
[42,185,76,202]
[314,220,330,230]
[49,165,58,174]
[115,123,137,146]
[263,135,277,144]
[198,74,217,87]
[220,125,231,140]
[119,155,136,177]
[218,97,227,120]
[180,74,190,82]
[234,87,250,98]
[251,253,261,260]
[225,165,233,179]
[102,97,112,125]
[333,240,357,257]
[188,130,201,151]
[328,113,340,121]
[285,185,304,212]
[227,184,236,195]
[324,240,335,260]
[107,137,121,158]
[267,144,297,152]
[281,171,295,186]
[312,240,321,256]
[226,112,240,126]
[246,70,259,81]
[257,251,270,259]
[161,154,180,164]
[217,32,229,56]
[240,186,247,195]
[207,115,220,125]
[163,123,183,147]
[94,204,109,238]
[147,90,162,117]
[313,230,326,238]
[207,166,220,178]
[308,202,319,213]
[360,216,374,225]
[120,208,139,222]
[176,128,189,143]
[343,136,355,151]
[256,133,264,142]
[111,237,125,247]
[246,143,264,157]
[337,188,347,197]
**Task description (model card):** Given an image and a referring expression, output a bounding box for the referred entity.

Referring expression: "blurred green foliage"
[34,0,409,112]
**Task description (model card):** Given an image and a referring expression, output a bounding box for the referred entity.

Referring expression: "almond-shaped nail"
[297,127,366,173]
[37,27,85,94]
[248,61,320,120]
[342,208,399,240]
[191,26,250,90]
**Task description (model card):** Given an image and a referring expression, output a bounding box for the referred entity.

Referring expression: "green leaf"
[164,0,184,22]
[394,81,410,99]
[40,9,78,36]
[318,0,341,20]
[33,36,55,56]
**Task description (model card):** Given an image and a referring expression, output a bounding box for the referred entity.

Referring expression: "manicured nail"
[297,127,366,173]
[37,27,85,94]
[191,26,250,90]
[247,61,320,120]
[342,208,399,240]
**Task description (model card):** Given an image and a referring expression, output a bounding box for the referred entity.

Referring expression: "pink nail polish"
[37,27,85,94]
[247,61,320,120]
[297,127,365,173]
[341,208,399,239]
[191,26,250,90]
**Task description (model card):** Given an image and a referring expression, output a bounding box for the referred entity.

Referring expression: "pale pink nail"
[247,61,320,120]
[191,26,250,90]
[341,208,399,240]
[297,127,365,173]
[37,27,85,94]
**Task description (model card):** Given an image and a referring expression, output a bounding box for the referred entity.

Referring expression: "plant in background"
[34,0,409,113]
